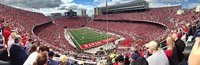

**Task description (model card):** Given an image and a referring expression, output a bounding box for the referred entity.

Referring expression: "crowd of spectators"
[87,5,200,65]
[87,21,166,47]
[0,3,200,65]
[0,24,69,65]
[0,4,93,65]
[94,6,180,29]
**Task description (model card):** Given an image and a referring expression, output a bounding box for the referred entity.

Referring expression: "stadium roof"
[98,0,147,9]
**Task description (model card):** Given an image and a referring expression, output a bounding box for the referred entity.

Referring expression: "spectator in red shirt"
[182,24,189,33]
[2,22,11,45]
[113,58,118,65]
[21,33,28,46]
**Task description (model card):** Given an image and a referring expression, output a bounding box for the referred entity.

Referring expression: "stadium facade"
[94,0,149,15]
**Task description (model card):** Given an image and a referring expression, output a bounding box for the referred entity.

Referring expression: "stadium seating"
[94,6,180,29]
[33,16,85,54]
[87,21,166,47]
[34,22,77,53]
[1,3,200,64]
[0,4,51,40]
[53,16,84,28]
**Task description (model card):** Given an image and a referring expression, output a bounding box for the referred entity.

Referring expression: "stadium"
[0,0,200,65]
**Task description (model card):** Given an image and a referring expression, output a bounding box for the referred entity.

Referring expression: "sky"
[1,0,200,16]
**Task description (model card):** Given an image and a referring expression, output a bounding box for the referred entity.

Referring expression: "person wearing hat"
[117,54,124,65]
[59,55,68,65]
[78,60,84,65]
[145,41,169,65]
[10,35,28,65]
[124,56,130,65]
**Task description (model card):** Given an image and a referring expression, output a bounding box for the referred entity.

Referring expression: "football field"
[68,28,114,49]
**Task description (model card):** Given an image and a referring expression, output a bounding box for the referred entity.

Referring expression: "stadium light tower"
[105,0,109,42]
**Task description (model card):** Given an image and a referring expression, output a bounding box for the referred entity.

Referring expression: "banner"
[80,36,116,49]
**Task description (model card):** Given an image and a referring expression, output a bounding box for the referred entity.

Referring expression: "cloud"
[188,3,200,8]
[149,3,175,8]
[61,0,73,3]
[35,2,94,16]
[94,0,105,3]
[2,0,95,16]
[58,3,85,10]
[96,0,134,7]
[144,0,181,8]
[159,0,185,3]
[56,3,94,16]
[2,0,62,8]
[112,0,134,2]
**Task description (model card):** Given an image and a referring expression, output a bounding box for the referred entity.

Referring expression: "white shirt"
[7,36,15,56]
[25,41,32,52]
[7,36,15,51]
[147,49,169,65]
[23,52,38,65]
[25,41,32,49]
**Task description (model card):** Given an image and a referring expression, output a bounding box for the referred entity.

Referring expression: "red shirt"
[113,62,118,65]
[177,33,182,38]
[140,51,145,57]
[21,35,27,46]
[165,49,172,58]
[183,25,188,32]
[3,27,11,44]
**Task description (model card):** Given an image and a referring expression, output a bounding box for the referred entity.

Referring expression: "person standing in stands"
[106,56,113,65]
[2,21,11,45]
[0,45,9,60]
[24,45,49,65]
[59,55,68,65]
[187,21,196,39]
[124,56,130,65]
[145,41,169,65]
[192,18,200,42]
[7,30,17,56]
[165,36,174,58]
[170,33,186,65]
[10,35,28,65]
[117,54,124,65]
[33,54,48,65]
[21,33,28,46]
[25,38,33,53]
[113,58,118,65]
[110,50,117,63]
[131,50,148,65]
[27,43,38,56]
[47,51,59,65]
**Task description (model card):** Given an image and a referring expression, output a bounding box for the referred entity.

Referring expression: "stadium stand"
[87,20,167,47]
[94,6,180,29]
[0,1,199,64]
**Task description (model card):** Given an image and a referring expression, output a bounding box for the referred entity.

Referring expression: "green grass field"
[68,28,110,49]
